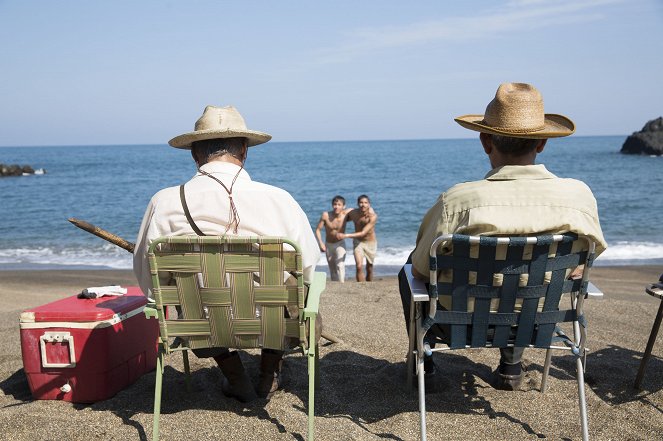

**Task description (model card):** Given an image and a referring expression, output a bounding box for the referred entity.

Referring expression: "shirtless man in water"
[337,195,378,282]
[315,195,349,282]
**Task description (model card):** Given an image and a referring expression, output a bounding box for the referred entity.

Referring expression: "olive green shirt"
[411,164,607,279]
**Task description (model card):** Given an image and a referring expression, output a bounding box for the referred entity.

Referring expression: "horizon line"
[0,133,629,149]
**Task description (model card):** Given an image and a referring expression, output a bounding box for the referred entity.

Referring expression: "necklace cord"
[197,165,243,235]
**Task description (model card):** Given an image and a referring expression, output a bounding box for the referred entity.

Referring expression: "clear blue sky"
[1,0,661,146]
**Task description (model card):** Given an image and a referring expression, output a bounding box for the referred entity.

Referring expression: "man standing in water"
[315,195,349,282]
[337,195,378,282]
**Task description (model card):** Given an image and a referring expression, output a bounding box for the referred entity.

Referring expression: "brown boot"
[214,351,258,403]
[256,349,284,399]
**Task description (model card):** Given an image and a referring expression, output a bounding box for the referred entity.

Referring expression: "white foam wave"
[599,241,663,262]
[0,244,132,269]
[317,241,663,266]
[2,240,662,271]
[316,244,413,267]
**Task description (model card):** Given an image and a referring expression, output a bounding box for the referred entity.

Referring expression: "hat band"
[479,120,546,133]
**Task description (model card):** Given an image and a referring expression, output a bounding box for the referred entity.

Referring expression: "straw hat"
[454,83,575,139]
[169,105,272,149]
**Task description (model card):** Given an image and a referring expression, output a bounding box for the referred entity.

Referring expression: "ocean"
[1,136,662,276]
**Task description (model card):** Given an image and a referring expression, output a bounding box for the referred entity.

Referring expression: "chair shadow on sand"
[527,344,663,412]
[0,349,546,441]
[287,350,552,440]
[2,344,661,441]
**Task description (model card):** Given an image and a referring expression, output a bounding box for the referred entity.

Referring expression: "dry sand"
[0,266,662,440]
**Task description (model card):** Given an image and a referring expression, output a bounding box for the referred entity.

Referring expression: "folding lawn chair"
[143,236,325,441]
[406,233,596,441]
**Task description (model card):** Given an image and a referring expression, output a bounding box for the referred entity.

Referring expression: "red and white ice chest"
[19,286,158,403]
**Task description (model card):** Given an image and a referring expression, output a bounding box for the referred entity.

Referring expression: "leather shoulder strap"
[179,184,206,236]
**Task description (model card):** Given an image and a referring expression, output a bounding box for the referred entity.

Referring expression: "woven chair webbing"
[149,237,305,352]
[424,234,587,349]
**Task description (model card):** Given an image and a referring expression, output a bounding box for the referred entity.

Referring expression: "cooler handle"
[40,332,77,368]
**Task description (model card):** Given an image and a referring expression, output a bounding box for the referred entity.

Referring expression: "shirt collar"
[197,161,252,181]
[484,164,556,181]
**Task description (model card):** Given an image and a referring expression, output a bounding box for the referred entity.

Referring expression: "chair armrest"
[586,281,604,298]
[404,264,429,302]
[303,272,326,318]
[646,283,663,299]
[143,304,158,319]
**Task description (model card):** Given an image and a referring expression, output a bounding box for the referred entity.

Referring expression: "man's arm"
[411,195,447,281]
[411,264,427,280]
[314,213,327,252]
[133,197,159,297]
[336,209,352,238]
[338,213,377,240]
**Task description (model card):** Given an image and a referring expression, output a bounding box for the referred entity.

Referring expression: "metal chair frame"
[406,233,596,441]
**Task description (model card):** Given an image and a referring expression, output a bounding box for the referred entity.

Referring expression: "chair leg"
[152,350,164,441]
[576,355,589,441]
[406,298,416,389]
[308,316,317,441]
[634,299,663,389]
[308,346,316,441]
[182,350,191,392]
[314,344,320,389]
[541,348,553,393]
[417,350,427,441]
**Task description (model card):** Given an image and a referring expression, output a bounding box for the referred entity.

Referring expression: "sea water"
[1,136,661,275]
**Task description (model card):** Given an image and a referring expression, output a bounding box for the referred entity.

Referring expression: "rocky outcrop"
[621,117,663,155]
[0,163,45,177]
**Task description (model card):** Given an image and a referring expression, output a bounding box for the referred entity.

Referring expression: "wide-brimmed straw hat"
[169,105,272,149]
[454,83,575,139]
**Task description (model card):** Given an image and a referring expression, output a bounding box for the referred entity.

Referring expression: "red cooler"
[19,286,158,403]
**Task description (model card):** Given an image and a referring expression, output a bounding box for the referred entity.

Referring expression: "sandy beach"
[1,266,662,440]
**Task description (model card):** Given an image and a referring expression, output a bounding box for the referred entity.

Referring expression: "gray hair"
[490,134,540,157]
[191,137,247,165]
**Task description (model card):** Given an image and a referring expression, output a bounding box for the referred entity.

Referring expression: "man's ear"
[480,133,492,154]
[536,139,547,153]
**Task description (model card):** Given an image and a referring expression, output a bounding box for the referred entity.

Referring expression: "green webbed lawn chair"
[406,233,596,441]
[143,235,325,441]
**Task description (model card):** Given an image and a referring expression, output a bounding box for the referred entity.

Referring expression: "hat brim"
[168,129,272,149]
[454,113,575,139]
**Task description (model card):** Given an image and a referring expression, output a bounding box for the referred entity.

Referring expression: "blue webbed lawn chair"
[406,233,596,441]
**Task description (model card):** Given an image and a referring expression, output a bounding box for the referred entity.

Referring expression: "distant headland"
[620,117,663,156]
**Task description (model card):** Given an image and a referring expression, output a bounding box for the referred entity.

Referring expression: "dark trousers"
[398,262,523,365]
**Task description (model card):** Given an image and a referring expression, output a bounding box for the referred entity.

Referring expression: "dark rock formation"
[0,163,45,177]
[621,117,663,155]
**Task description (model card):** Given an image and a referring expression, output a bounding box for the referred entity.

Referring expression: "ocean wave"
[2,240,662,271]
[599,241,663,262]
[318,241,663,267]
[0,244,132,269]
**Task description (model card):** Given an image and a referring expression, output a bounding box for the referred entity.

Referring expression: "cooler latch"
[40,332,77,368]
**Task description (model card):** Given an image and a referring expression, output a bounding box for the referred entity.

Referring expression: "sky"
[1,0,662,146]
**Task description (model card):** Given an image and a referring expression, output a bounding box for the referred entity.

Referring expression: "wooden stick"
[68,218,135,253]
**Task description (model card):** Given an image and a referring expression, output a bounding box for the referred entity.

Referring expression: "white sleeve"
[292,203,320,284]
[133,196,159,297]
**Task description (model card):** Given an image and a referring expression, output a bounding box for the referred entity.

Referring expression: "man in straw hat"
[134,105,320,403]
[398,83,608,390]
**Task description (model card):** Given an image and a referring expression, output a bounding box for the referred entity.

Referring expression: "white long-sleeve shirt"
[133,161,319,296]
